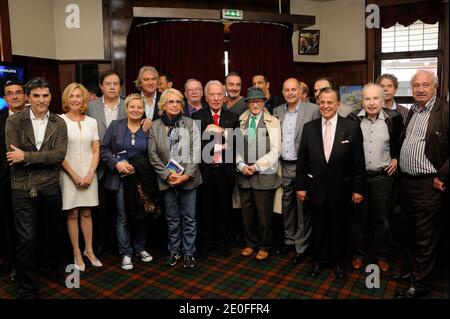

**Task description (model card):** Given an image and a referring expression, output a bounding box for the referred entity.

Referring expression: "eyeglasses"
[247,100,264,105]
[166,100,183,105]
[187,88,202,93]
[5,91,24,98]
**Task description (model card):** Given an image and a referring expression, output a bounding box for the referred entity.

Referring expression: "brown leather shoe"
[255,250,269,261]
[241,247,254,257]
[378,260,390,272]
[351,257,363,270]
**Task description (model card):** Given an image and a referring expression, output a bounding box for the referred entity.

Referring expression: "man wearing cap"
[237,87,282,261]
[273,78,320,264]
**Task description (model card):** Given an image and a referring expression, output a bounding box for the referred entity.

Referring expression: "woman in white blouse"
[60,83,102,271]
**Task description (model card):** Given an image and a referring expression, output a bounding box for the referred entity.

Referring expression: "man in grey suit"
[87,70,126,255]
[273,78,320,264]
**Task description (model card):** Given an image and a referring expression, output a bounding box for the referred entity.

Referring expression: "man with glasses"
[183,79,207,117]
[192,80,239,258]
[0,81,26,282]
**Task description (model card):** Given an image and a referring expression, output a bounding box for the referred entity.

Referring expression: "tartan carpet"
[0,247,448,299]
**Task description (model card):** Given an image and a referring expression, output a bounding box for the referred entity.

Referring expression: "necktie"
[212,113,221,163]
[213,113,219,126]
[249,115,257,143]
[323,120,332,162]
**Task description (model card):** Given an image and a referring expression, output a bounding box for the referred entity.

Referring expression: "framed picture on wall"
[299,30,320,55]
[339,85,363,113]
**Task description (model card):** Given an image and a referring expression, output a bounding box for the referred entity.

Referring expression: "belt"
[366,170,386,177]
[281,159,297,164]
[401,172,437,179]
[210,164,224,168]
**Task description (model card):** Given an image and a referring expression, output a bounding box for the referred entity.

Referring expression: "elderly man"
[237,87,282,261]
[5,77,68,299]
[224,72,247,115]
[295,88,365,279]
[183,78,207,117]
[192,80,239,258]
[347,83,403,273]
[251,74,285,114]
[0,81,26,282]
[273,78,320,264]
[395,70,448,299]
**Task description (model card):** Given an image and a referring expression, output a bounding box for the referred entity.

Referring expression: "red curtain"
[380,1,443,28]
[229,22,293,98]
[126,21,224,94]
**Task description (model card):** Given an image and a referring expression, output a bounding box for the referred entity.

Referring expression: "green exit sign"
[222,9,243,20]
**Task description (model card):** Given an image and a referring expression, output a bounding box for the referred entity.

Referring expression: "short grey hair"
[204,80,224,96]
[184,78,202,91]
[362,83,385,101]
[410,70,439,88]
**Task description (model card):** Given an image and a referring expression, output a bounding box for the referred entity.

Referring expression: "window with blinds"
[381,20,439,53]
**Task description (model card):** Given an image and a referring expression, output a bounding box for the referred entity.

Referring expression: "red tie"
[213,113,220,126]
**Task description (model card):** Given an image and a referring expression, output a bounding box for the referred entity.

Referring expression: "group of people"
[0,66,447,300]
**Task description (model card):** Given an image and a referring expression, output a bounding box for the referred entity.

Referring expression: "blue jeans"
[163,188,197,256]
[115,182,147,257]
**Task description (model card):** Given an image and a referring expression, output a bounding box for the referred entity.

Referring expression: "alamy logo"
[365,264,380,289]
[366,4,380,29]
[65,264,80,289]
[65,4,80,29]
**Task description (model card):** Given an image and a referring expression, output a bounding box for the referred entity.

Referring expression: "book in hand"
[166,159,185,175]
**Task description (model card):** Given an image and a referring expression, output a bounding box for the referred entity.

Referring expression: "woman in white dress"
[60,83,102,271]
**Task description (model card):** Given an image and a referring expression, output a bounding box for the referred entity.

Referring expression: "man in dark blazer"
[0,81,26,282]
[251,74,285,114]
[395,70,448,299]
[192,80,239,258]
[295,88,365,279]
[87,70,126,256]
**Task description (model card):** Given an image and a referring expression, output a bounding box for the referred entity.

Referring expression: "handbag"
[136,180,161,219]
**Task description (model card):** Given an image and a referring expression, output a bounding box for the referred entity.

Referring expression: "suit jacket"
[5,107,68,191]
[0,108,10,189]
[295,116,366,207]
[265,95,285,114]
[183,102,208,118]
[400,98,449,184]
[273,101,321,158]
[87,96,126,179]
[148,116,202,191]
[192,107,240,185]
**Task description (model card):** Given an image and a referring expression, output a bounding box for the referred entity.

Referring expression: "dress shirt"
[142,91,157,119]
[30,108,50,151]
[281,104,299,161]
[102,95,119,128]
[321,113,338,154]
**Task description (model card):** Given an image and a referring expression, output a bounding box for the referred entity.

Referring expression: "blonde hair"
[157,88,185,116]
[61,83,89,114]
[124,93,145,111]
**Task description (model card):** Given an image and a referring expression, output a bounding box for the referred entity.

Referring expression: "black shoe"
[166,253,181,266]
[280,244,295,255]
[310,264,322,278]
[218,244,230,257]
[10,269,16,282]
[183,255,195,268]
[41,270,65,286]
[394,286,429,299]
[392,272,411,281]
[334,265,346,279]
[291,253,306,265]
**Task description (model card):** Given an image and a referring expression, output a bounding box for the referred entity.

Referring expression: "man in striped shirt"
[395,70,448,299]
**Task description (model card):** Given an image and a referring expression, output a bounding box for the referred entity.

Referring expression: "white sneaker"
[121,256,133,270]
[137,251,153,263]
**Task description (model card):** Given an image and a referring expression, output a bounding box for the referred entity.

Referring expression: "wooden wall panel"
[292,61,368,99]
